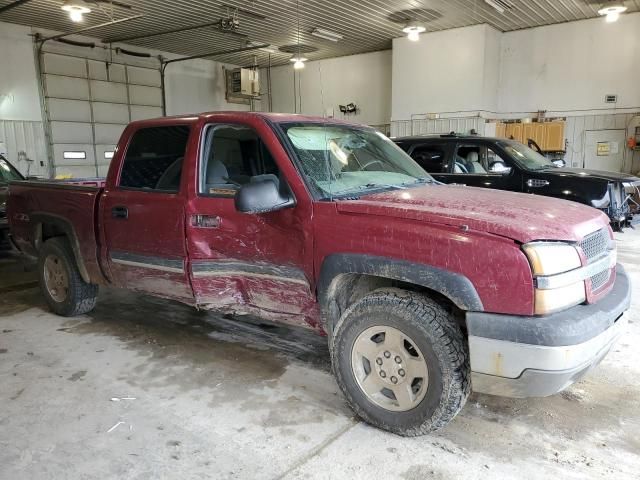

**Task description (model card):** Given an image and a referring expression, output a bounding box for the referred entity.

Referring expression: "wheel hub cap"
[351,325,429,412]
[43,254,69,303]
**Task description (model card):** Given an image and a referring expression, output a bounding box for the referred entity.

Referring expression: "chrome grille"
[579,228,612,292]
[579,228,609,262]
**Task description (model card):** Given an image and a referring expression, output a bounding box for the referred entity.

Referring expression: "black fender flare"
[30,212,91,284]
[317,254,484,329]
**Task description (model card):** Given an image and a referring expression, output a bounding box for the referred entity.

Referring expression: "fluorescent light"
[311,28,343,42]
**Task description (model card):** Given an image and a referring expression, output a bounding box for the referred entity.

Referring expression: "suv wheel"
[331,288,470,436]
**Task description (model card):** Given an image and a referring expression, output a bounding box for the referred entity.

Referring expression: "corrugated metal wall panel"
[0,120,48,178]
[391,118,485,138]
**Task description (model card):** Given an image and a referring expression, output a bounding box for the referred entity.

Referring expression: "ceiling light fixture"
[598,2,627,22]
[290,56,307,69]
[311,28,343,42]
[61,0,91,23]
[402,21,426,42]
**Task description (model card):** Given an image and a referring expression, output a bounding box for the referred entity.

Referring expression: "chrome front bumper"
[466,265,631,398]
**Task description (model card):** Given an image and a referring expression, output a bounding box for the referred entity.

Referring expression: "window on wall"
[200,124,280,196]
[119,126,190,192]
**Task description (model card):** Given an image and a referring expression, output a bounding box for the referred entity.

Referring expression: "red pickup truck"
[8,112,630,436]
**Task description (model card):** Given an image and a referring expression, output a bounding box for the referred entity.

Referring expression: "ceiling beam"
[0,0,33,14]
[104,19,248,43]
[38,14,144,43]
[162,43,271,66]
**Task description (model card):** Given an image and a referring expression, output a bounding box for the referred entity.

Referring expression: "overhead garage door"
[41,52,163,178]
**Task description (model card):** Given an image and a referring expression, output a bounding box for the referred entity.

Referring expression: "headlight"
[522,242,581,276]
[523,242,585,315]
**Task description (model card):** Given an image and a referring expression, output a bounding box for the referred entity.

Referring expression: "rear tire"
[331,288,470,436]
[38,237,98,316]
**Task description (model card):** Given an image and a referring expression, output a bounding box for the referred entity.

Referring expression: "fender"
[318,254,484,328]
[29,212,92,284]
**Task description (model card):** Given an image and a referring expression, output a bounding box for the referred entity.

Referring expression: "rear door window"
[119,126,191,192]
[409,144,449,173]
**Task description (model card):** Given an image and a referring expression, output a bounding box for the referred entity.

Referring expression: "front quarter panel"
[313,202,534,316]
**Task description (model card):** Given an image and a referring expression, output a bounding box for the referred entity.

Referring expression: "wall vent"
[604,94,618,104]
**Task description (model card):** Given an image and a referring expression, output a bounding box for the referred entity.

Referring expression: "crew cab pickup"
[8,113,631,436]
[394,135,640,231]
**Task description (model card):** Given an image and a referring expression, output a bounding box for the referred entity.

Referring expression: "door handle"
[112,206,128,219]
[191,214,221,228]
[527,179,550,188]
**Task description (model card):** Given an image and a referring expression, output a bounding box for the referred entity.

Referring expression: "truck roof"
[128,111,359,128]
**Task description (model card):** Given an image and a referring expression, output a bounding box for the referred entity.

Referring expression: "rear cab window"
[119,125,191,193]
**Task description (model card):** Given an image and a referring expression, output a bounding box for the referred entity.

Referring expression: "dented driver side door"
[185,118,318,328]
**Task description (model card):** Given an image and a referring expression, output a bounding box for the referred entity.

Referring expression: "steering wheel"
[358,160,385,171]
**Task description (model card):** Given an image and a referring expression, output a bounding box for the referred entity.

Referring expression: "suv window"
[119,126,190,192]
[409,144,448,173]
[200,124,280,196]
[453,144,511,174]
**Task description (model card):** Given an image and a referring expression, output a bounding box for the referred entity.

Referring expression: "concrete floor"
[1,231,639,480]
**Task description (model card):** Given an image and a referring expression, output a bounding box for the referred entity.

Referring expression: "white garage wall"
[0,23,42,122]
[265,50,392,127]
[391,24,501,121]
[164,58,249,116]
[0,23,49,176]
[499,13,640,115]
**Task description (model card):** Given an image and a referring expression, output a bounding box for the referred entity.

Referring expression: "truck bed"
[8,180,105,283]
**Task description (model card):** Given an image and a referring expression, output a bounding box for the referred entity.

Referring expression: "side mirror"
[235,179,295,214]
[552,159,566,168]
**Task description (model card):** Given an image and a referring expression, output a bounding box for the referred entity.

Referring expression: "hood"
[336,185,609,243]
[543,167,640,183]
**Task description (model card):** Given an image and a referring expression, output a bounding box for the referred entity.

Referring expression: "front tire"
[331,288,470,436]
[38,237,98,316]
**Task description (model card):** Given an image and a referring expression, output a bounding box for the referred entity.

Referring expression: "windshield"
[499,141,556,171]
[0,156,23,183]
[281,123,432,197]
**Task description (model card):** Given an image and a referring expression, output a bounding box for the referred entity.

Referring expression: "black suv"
[394,135,640,230]
[0,154,24,250]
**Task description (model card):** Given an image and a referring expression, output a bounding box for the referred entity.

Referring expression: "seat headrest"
[206,160,228,183]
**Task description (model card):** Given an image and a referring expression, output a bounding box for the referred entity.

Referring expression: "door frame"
[582,129,627,172]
